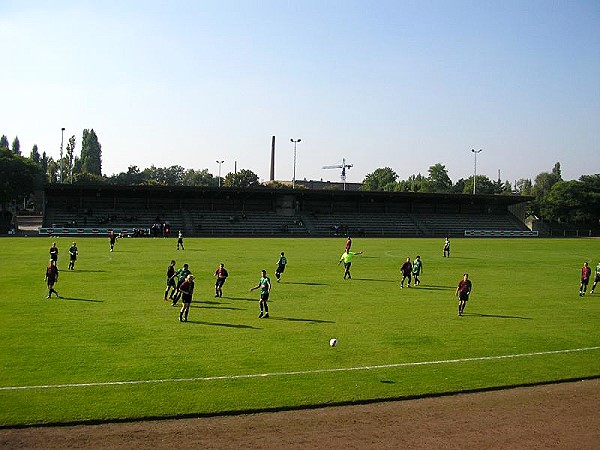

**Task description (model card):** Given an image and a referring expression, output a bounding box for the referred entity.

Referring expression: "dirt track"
[1,379,598,449]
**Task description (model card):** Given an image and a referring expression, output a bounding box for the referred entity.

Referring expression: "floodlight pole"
[471,148,483,194]
[60,127,65,183]
[290,138,301,189]
[216,160,224,188]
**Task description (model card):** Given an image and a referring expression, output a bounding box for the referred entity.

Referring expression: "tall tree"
[80,129,102,176]
[361,167,398,191]
[462,175,495,194]
[11,136,21,155]
[182,168,215,186]
[65,135,76,183]
[515,179,533,195]
[30,144,40,164]
[427,163,452,193]
[0,135,9,150]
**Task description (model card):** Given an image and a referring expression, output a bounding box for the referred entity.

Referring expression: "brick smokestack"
[270,136,275,181]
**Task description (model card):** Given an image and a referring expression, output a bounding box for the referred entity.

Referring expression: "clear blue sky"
[1,0,598,185]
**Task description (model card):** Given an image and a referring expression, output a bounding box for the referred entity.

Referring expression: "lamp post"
[290,138,301,189]
[60,127,65,183]
[471,148,483,194]
[216,160,224,187]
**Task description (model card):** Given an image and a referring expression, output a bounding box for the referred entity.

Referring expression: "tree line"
[1,130,598,226]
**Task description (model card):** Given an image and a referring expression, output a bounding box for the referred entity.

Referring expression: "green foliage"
[361,167,398,191]
[428,163,452,192]
[223,168,260,187]
[11,136,21,155]
[80,129,102,176]
[0,237,598,426]
[461,175,495,194]
[0,148,39,207]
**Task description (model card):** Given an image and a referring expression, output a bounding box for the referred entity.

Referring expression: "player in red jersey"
[214,263,229,297]
[400,257,412,288]
[456,273,472,316]
[45,259,60,298]
[579,261,592,296]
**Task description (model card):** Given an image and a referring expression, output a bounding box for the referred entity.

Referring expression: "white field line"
[1,346,598,392]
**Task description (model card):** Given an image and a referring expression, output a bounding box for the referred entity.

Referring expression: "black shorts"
[181,294,192,304]
[344,262,352,270]
[215,278,226,288]
[595,274,600,283]
[276,265,286,274]
[458,292,469,301]
[260,292,270,302]
[581,277,590,286]
[167,278,176,288]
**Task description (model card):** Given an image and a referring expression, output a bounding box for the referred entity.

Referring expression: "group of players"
[44,233,599,319]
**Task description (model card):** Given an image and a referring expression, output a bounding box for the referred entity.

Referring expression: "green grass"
[1,236,599,426]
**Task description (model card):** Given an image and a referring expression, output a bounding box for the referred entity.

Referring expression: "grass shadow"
[353,278,397,283]
[284,282,329,286]
[187,320,259,329]
[66,269,107,273]
[271,317,335,324]
[465,313,533,320]
[59,297,104,303]
[190,305,245,311]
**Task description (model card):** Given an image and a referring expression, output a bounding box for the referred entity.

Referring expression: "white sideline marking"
[1,346,598,392]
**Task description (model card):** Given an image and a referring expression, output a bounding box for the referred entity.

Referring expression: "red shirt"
[582,266,592,280]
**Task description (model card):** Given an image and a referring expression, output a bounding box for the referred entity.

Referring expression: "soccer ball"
[329,338,338,347]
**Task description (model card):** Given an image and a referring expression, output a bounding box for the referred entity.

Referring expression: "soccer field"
[1,236,599,426]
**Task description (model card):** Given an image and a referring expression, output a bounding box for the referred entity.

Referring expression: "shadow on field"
[67,269,107,273]
[223,296,258,302]
[190,304,245,311]
[352,278,397,283]
[189,320,259,329]
[413,285,455,291]
[272,317,335,324]
[59,297,104,303]
[285,281,328,286]
[464,313,533,320]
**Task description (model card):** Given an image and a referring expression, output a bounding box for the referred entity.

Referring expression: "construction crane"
[322,158,353,190]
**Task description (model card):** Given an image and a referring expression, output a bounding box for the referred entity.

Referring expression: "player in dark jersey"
[49,242,59,264]
[178,275,195,322]
[214,263,229,297]
[591,262,600,294]
[443,237,450,257]
[579,261,592,296]
[45,259,60,298]
[400,257,412,288]
[172,263,191,306]
[109,231,117,252]
[164,260,177,301]
[345,236,352,252]
[177,231,185,250]
[68,242,78,270]
[275,252,287,282]
[456,273,472,316]
[412,255,423,286]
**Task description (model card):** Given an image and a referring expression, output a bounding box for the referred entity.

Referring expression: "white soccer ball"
[329,338,338,347]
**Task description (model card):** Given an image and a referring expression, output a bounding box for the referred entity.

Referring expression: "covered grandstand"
[40,184,533,237]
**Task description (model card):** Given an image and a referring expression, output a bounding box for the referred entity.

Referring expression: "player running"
[250,269,271,318]
[214,263,229,297]
[109,230,117,252]
[456,273,472,316]
[177,230,185,250]
[275,252,287,282]
[178,274,195,322]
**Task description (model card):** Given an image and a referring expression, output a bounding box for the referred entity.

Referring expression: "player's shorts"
[581,277,590,286]
[70,255,77,261]
[260,292,270,302]
[215,278,226,288]
[181,294,192,304]
[166,278,176,288]
[276,264,286,274]
[47,278,57,286]
[594,274,600,283]
[344,262,352,270]
[458,292,469,301]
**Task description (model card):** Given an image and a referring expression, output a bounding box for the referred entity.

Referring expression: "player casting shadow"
[59,297,104,303]
[464,313,533,320]
[189,320,259,329]
[285,281,328,286]
[380,380,396,384]
[272,317,335,324]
